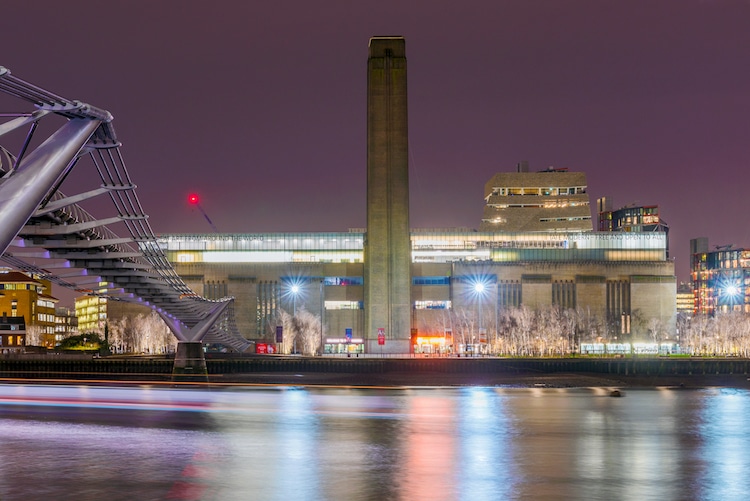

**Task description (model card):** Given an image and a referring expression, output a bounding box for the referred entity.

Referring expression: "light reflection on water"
[0,384,749,500]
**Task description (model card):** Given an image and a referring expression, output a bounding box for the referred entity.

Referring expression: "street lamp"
[470,279,491,355]
[719,277,742,313]
[290,283,300,354]
[319,278,325,356]
[290,284,300,315]
[726,284,740,312]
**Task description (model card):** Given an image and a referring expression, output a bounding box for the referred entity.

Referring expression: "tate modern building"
[162,37,675,354]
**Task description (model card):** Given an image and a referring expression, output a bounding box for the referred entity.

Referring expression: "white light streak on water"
[0,384,748,500]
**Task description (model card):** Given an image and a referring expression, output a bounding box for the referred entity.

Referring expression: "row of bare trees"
[275,307,323,355]
[678,312,750,357]
[105,307,750,357]
[107,311,177,354]
[27,311,177,354]
[420,305,608,356]
[266,305,615,356]
[270,304,677,357]
[53,304,750,358]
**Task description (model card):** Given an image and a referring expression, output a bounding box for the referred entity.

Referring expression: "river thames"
[0,383,748,500]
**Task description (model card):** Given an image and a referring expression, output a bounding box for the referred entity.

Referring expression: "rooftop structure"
[480,162,592,233]
[161,230,667,264]
[597,198,668,233]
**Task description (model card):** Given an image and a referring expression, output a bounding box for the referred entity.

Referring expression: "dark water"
[0,383,749,501]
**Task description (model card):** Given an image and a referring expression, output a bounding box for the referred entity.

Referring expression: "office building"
[75,295,153,334]
[691,239,750,315]
[0,314,25,352]
[675,283,694,318]
[54,306,78,344]
[597,198,667,232]
[598,198,669,257]
[0,271,57,347]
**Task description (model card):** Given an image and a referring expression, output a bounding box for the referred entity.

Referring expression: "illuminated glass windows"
[412,276,450,285]
[414,300,451,310]
[323,277,363,286]
[325,301,364,310]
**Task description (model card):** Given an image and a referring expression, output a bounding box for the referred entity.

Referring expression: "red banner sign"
[256,343,277,354]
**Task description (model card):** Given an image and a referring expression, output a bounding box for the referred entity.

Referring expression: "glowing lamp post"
[290,284,300,315]
[289,283,301,354]
[472,280,490,355]
[319,278,325,356]
[724,284,741,312]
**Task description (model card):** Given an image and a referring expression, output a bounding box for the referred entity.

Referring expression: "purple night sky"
[3,0,750,283]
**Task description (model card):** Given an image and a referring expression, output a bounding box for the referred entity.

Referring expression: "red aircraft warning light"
[187,193,219,233]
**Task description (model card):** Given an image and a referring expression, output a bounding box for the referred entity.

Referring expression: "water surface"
[0,384,748,500]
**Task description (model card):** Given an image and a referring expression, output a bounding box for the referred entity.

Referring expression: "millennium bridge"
[0,67,251,375]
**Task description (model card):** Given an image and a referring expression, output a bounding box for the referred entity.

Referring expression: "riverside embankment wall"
[0,356,749,381]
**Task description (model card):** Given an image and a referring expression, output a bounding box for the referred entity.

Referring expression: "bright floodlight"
[291,284,300,294]
[474,282,485,294]
[726,285,740,296]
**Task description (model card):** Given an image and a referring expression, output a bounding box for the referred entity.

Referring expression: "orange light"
[416,336,446,345]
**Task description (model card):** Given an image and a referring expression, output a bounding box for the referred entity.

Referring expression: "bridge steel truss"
[0,66,251,355]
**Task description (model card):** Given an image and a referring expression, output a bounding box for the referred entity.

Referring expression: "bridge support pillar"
[173,342,208,382]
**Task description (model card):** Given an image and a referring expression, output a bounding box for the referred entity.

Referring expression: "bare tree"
[109,316,138,354]
[514,305,535,356]
[133,311,176,354]
[276,307,322,355]
[562,308,578,353]
[25,325,43,347]
[295,307,323,355]
[647,317,664,344]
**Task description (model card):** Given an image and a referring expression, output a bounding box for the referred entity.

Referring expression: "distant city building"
[0,313,26,352]
[480,162,593,233]
[75,295,151,334]
[162,229,675,353]
[0,270,58,347]
[597,198,668,232]
[55,306,78,344]
[597,198,669,257]
[691,238,749,315]
[676,282,694,318]
[75,295,107,333]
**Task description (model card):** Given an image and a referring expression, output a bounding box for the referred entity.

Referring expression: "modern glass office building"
[692,244,750,315]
